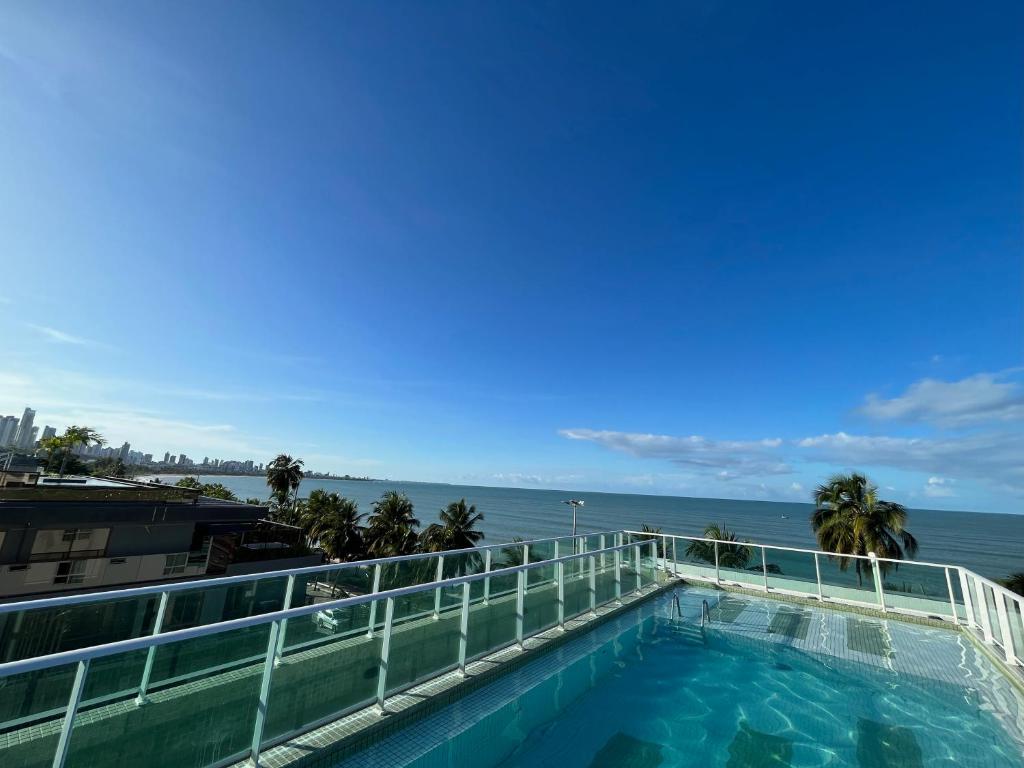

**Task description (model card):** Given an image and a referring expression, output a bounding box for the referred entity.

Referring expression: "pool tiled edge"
[240,581,671,768]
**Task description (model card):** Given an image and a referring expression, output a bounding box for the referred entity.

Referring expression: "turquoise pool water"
[338,588,1024,768]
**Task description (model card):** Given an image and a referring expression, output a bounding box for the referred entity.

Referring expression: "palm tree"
[38,436,64,472]
[302,489,365,561]
[811,472,918,585]
[365,491,419,557]
[420,499,485,552]
[265,454,304,508]
[1000,573,1024,596]
[685,523,753,569]
[58,426,105,477]
[637,523,664,557]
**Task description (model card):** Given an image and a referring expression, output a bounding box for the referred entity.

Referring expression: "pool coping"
[238,579,673,768]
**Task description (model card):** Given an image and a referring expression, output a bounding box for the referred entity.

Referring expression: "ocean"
[148,476,1024,582]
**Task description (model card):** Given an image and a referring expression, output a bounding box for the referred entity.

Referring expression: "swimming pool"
[336,587,1024,768]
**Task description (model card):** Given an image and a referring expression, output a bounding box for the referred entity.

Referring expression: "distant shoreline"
[142,469,377,481]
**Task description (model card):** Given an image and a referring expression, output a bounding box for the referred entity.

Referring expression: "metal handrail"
[0,537,651,679]
[627,529,1024,670]
[622,529,955,570]
[0,528,623,616]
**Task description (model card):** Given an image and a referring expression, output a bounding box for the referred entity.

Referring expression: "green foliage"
[811,472,918,585]
[90,458,130,478]
[1001,573,1024,596]
[366,491,420,557]
[685,523,753,569]
[301,489,366,561]
[420,498,485,553]
[173,476,241,501]
[265,454,304,506]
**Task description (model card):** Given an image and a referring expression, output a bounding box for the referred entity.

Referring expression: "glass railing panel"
[466,592,517,659]
[667,537,717,582]
[263,619,381,744]
[527,545,555,589]
[764,548,819,597]
[66,625,270,768]
[1005,594,1024,662]
[595,558,618,605]
[0,660,80,767]
[385,593,462,695]
[281,566,375,650]
[563,563,591,618]
[879,562,954,618]
[0,593,161,663]
[715,543,765,590]
[983,584,1004,646]
[818,555,878,605]
[441,550,487,605]
[966,577,983,628]
[523,568,558,634]
[487,546,522,601]
[380,559,437,622]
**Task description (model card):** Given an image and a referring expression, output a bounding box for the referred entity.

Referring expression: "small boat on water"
[780,514,789,519]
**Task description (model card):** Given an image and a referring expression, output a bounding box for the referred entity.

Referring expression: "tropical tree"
[58,426,105,476]
[637,523,665,557]
[365,491,420,557]
[90,458,130,478]
[265,454,304,519]
[174,476,240,501]
[420,499,485,552]
[1000,573,1024,596]
[38,436,64,470]
[302,489,366,561]
[685,523,753,569]
[811,472,918,585]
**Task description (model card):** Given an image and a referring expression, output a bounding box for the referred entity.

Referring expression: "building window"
[30,528,110,562]
[163,553,188,576]
[54,560,87,585]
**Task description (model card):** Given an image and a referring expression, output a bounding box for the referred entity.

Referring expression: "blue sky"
[1,2,1021,512]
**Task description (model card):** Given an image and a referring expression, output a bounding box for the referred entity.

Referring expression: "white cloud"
[859,372,1024,427]
[923,476,956,498]
[559,428,791,477]
[796,431,1024,492]
[790,482,804,492]
[26,324,105,347]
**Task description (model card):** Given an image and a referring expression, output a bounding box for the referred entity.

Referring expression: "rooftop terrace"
[0,530,1020,768]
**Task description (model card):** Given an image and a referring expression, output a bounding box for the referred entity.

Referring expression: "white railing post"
[814,553,823,601]
[557,560,566,629]
[995,591,1017,665]
[761,547,769,591]
[869,553,886,612]
[614,548,622,603]
[433,556,444,619]
[634,545,642,594]
[672,536,678,577]
[376,597,396,712]
[249,619,282,767]
[366,564,382,637]
[589,555,597,615]
[959,569,976,629]
[275,574,296,666]
[944,568,960,626]
[515,570,526,647]
[135,590,169,705]
[457,581,471,675]
[599,534,606,568]
[483,549,492,604]
[714,541,721,585]
[974,576,994,642]
[52,658,90,768]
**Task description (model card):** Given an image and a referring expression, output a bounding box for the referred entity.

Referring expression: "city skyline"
[1,404,267,473]
[0,3,1021,513]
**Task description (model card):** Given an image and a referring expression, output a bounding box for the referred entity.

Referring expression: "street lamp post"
[562,499,585,537]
